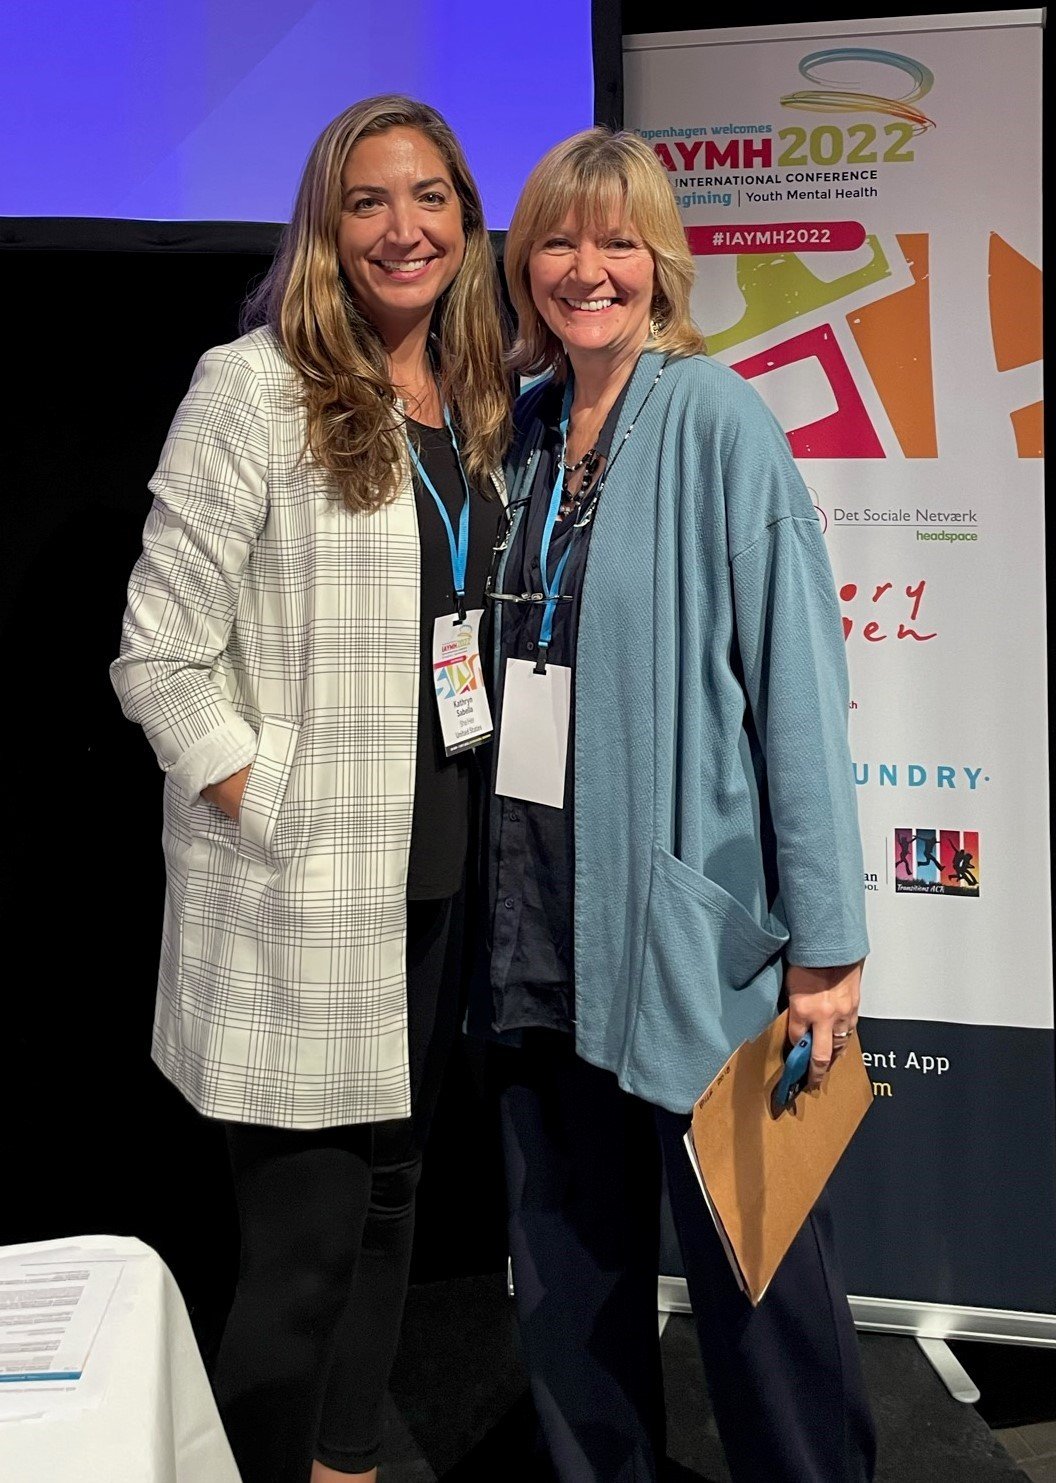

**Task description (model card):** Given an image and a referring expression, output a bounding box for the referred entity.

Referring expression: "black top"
[487,379,631,1033]
[406,418,499,900]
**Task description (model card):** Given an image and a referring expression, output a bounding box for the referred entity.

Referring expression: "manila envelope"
[685,1010,873,1304]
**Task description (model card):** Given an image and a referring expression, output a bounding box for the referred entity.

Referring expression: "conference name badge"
[432,610,492,756]
[494,657,572,809]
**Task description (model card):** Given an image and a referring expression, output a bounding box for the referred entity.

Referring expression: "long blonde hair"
[504,128,707,380]
[244,95,511,511]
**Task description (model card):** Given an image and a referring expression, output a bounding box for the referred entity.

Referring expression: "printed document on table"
[0,1247,127,1418]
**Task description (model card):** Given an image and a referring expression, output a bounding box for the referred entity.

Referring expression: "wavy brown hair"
[244,95,511,511]
[504,128,707,380]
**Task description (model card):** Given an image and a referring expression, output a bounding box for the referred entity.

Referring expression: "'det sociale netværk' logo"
[894,829,979,897]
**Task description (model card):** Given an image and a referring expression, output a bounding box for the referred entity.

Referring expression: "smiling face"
[528,216,655,370]
[337,126,466,344]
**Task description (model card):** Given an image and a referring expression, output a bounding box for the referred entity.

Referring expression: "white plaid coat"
[112,326,502,1129]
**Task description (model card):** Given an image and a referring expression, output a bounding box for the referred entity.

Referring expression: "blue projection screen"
[2,0,593,228]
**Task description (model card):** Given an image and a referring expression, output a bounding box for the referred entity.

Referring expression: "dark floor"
[954,1340,1056,1483]
[379,1273,1053,1481]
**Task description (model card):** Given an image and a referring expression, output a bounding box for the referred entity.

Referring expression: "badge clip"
[533,642,549,676]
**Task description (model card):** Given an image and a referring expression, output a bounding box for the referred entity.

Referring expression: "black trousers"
[494,1033,877,1483]
[211,892,464,1483]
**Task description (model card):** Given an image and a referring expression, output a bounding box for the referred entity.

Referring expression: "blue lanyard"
[536,379,577,660]
[405,407,472,621]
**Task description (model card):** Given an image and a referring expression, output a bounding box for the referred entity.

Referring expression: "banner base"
[916,1337,980,1402]
[657,1276,1056,1348]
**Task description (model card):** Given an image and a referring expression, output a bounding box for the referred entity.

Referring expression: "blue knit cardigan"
[494,350,869,1114]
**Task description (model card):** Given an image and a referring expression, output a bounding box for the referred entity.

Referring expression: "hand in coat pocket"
[201,765,251,821]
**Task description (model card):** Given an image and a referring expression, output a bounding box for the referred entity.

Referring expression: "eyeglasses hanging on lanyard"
[405,407,472,623]
[484,358,670,672]
[530,360,668,674]
[532,379,579,674]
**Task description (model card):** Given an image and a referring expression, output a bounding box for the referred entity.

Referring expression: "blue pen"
[771,1028,813,1117]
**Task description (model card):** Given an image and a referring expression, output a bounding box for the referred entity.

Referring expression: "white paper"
[494,657,572,808]
[682,1130,773,1303]
[0,1250,126,1419]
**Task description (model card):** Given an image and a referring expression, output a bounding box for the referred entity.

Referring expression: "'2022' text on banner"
[625,11,1054,1322]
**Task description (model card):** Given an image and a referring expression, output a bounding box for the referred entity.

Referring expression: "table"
[0,1234,241,1483]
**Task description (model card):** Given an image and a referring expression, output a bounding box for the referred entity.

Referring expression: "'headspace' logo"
[894,829,980,897]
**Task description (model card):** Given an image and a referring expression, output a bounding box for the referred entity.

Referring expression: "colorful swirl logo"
[781,47,935,133]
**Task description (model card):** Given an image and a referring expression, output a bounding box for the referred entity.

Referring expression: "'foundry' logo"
[854,763,988,789]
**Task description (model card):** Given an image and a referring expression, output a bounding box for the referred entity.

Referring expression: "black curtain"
[593,0,624,128]
[2,228,508,1359]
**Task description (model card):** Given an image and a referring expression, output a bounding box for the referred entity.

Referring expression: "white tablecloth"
[0,1234,241,1483]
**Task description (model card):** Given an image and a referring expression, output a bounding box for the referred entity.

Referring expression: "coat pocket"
[625,845,789,1110]
[179,832,271,1010]
[238,715,302,863]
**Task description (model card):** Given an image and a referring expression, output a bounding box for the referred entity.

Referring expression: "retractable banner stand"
[625,12,1056,1344]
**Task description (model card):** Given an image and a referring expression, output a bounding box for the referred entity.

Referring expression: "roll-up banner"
[625,11,1055,1342]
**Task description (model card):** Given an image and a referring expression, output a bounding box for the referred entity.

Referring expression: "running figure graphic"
[949,847,978,887]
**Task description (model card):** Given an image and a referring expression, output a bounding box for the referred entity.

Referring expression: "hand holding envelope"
[685,1009,874,1304]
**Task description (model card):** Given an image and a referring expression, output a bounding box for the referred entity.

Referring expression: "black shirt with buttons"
[487,379,630,1035]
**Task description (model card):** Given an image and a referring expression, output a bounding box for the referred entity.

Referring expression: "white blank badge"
[494,657,572,809]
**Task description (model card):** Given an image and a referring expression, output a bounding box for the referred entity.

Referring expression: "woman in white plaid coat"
[112,96,510,1483]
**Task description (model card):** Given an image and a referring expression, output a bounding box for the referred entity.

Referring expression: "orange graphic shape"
[1010,401,1044,458]
[989,235,1043,459]
[846,234,937,458]
[989,233,1043,371]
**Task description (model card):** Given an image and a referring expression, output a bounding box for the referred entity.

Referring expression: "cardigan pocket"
[649,846,787,987]
[625,845,788,1109]
[237,716,302,865]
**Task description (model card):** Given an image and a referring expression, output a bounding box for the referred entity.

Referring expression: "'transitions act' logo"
[893,828,980,897]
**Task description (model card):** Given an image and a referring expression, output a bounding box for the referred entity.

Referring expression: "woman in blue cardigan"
[480,129,875,1482]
